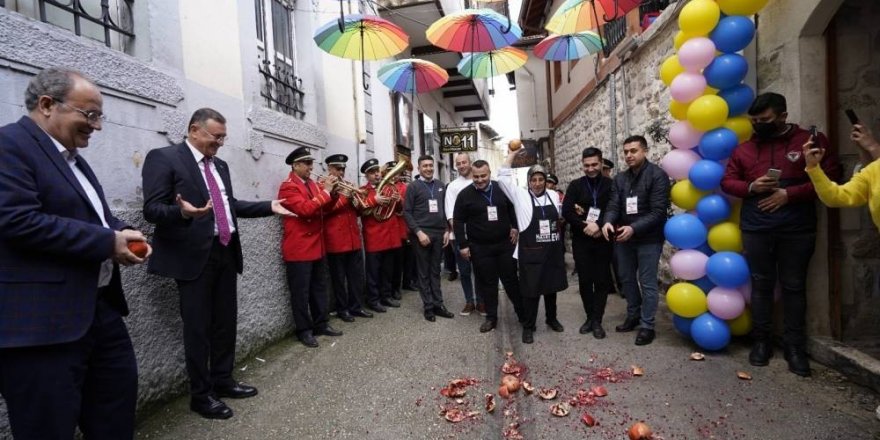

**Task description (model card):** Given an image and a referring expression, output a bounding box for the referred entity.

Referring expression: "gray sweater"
[404,178,448,235]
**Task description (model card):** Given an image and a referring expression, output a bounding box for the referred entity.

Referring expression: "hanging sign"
[439,128,478,153]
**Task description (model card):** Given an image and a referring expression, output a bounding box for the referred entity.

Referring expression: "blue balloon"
[703,54,749,90]
[692,275,716,293]
[673,315,694,337]
[711,16,756,53]
[690,312,732,351]
[696,194,732,225]
[706,251,750,288]
[698,128,739,161]
[718,84,755,116]
[689,160,726,191]
[664,213,708,249]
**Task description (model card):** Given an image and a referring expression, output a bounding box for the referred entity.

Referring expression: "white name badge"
[487,206,498,221]
[428,199,439,213]
[626,196,638,215]
[587,207,601,223]
[539,219,551,235]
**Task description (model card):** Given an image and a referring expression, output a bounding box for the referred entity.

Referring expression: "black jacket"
[452,181,517,249]
[562,174,613,241]
[604,161,671,243]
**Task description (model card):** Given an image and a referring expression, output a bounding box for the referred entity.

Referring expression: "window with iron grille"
[255,0,305,118]
[2,0,135,52]
[601,15,627,57]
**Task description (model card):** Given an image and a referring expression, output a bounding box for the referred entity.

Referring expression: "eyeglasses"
[57,101,105,124]
[199,125,227,143]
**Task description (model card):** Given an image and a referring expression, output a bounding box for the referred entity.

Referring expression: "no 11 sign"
[439,129,478,153]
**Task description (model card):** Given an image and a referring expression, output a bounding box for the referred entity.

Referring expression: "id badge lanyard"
[479,182,498,221]
[422,180,438,213]
[531,191,551,235]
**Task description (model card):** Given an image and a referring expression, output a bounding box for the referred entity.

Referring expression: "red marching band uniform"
[323,193,362,254]
[395,180,409,242]
[278,173,334,262]
[359,182,402,252]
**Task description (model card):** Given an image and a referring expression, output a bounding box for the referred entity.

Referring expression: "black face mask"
[752,121,780,139]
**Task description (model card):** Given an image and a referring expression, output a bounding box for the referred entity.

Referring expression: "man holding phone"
[721,92,841,377]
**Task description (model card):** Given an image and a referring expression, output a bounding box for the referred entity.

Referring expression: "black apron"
[518,192,568,297]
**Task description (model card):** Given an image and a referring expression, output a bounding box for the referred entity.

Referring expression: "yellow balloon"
[724,116,753,143]
[667,282,708,318]
[727,308,752,336]
[670,99,690,121]
[708,221,743,252]
[704,86,720,95]
[729,199,742,224]
[717,0,769,16]
[687,95,729,131]
[678,0,721,36]
[671,180,710,211]
[673,31,688,50]
[660,55,685,87]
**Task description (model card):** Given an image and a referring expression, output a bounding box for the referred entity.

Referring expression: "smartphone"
[845,109,860,125]
[809,125,818,140]
[766,168,782,180]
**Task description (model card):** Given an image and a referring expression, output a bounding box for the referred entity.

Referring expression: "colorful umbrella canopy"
[545,0,640,34]
[378,59,449,94]
[457,47,527,78]
[314,14,408,61]
[426,9,522,53]
[533,31,604,61]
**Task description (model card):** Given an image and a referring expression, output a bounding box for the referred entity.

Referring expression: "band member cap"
[360,158,380,174]
[325,154,349,167]
[285,146,314,164]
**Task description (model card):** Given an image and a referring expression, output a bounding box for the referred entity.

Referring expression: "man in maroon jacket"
[721,93,841,377]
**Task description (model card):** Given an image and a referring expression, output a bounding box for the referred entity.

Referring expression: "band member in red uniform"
[360,158,402,312]
[324,154,373,322]
[278,147,344,348]
[385,160,409,301]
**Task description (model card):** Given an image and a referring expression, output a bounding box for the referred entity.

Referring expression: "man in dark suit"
[142,108,291,419]
[0,68,148,439]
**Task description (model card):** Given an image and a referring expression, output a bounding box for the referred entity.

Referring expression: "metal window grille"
[3,0,134,50]
[602,15,627,56]
[255,0,305,118]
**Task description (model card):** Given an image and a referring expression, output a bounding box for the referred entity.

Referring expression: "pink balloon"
[678,37,717,72]
[668,121,704,149]
[669,249,709,280]
[707,286,746,319]
[661,149,701,180]
[670,72,707,103]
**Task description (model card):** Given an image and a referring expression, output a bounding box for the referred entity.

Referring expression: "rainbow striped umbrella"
[533,31,604,60]
[457,47,527,78]
[545,0,639,34]
[378,59,449,94]
[314,14,408,61]
[426,9,521,53]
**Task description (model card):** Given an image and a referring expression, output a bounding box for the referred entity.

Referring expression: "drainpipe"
[609,73,618,166]
[518,63,541,135]
[350,0,362,184]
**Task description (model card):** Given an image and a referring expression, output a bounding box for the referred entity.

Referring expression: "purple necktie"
[203,157,231,246]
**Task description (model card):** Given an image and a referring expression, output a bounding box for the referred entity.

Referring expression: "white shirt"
[186,141,236,235]
[497,167,562,258]
[48,136,113,288]
[444,174,472,240]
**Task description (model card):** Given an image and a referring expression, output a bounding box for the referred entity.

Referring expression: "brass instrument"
[311,173,367,208]
[369,155,409,221]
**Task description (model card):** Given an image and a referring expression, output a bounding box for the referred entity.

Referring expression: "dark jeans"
[285,259,330,338]
[413,232,445,310]
[521,294,558,331]
[327,250,365,314]
[452,240,479,305]
[742,231,816,348]
[471,241,521,322]
[0,298,137,439]
[444,242,458,274]
[402,240,418,287]
[615,241,664,330]
[573,237,613,324]
[365,249,395,306]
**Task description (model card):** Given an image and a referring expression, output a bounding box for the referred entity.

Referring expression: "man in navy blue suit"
[0,68,149,439]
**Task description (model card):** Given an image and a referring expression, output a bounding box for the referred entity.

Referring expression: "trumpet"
[311,173,367,207]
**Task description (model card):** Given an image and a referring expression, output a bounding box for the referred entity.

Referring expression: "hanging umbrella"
[426,9,522,53]
[314,14,409,89]
[457,46,527,95]
[473,0,514,33]
[544,0,640,35]
[378,59,449,94]
[533,31,604,60]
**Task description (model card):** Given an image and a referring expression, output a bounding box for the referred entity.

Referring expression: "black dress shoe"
[315,325,343,337]
[784,347,811,377]
[367,303,387,313]
[424,311,436,322]
[215,382,258,399]
[547,320,564,332]
[190,396,233,420]
[434,306,455,319]
[615,316,640,333]
[337,312,356,323]
[403,283,419,291]
[391,291,402,301]
[522,329,534,344]
[380,298,401,308]
[448,272,459,281]
[592,323,606,339]
[634,328,655,346]
[579,320,594,335]
[351,309,374,318]
[298,333,319,348]
[749,341,773,367]
[479,320,497,333]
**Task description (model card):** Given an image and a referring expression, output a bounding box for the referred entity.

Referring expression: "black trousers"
[365,249,396,306]
[402,239,417,287]
[389,244,404,295]
[471,241,521,322]
[176,239,239,402]
[0,298,137,440]
[443,241,458,274]
[742,231,816,348]
[413,232,445,310]
[285,259,330,338]
[521,294,558,331]
[572,237,613,324]
[327,250,365,314]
